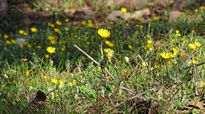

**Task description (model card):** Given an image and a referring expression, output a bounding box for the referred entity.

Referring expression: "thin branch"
[74,45,114,79]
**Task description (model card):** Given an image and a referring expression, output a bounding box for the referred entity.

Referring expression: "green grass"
[0,5,205,113]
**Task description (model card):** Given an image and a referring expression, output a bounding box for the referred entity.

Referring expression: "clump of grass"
[0,5,205,113]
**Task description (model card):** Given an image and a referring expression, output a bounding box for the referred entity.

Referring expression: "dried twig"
[74,45,114,79]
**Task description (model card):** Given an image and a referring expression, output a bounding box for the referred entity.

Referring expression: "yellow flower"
[121,8,127,13]
[98,67,101,71]
[147,43,153,49]
[87,22,94,28]
[160,52,174,59]
[11,40,16,44]
[194,9,198,13]
[4,34,8,39]
[26,71,30,76]
[54,28,61,33]
[107,75,111,79]
[47,36,55,41]
[128,44,133,50]
[192,60,197,64]
[180,52,185,59]
[36,45,41,49]
[45,54,50,59]
[13,80,16,83]
[200,6,205,10]
[59,80,64,85]
[135,30,139,35]
[51,79,58,84]
[147,40,153,44]
[65,18,69,22]
[43,75,47,79]
[142,62,148,67]
[154,65,160,69]
[176,30,180,34]
[6,40,11,45]
[56,21,62,25]
[30,27,37,32]
[173,48,179,55]
[22,58,28,62]
[23,32,28,36]
[98,29,111,38]
[47,47,56,54]
[188,43,196,50]
[64,27,69,31]
[194,42,201,48]
[81,21,87,25]
[50,40,57,45]
[72,80,76,85]
[123,69,127,73]
[105,40,114,48]
[153,16,159,21]
[104,48,111,53]
[19,30,24,34]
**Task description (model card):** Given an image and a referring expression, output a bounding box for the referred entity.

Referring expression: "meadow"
[0,3,205,113]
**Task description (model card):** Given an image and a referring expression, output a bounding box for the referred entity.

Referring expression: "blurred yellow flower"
[65,18,69,22]
[105,40,114,48]
[26,71,30,76]
[173,48,179,55]
[51,79,58,84]
[64,27,69,31]
[30,27,37,32]
[45,54,50,59]
[4,34,8,39]
[123,69,127,73]
[43,75,47,79]
[47,47,55,54]
[56,21,62,25]
[147,40,153,44]
[19,30,24,34]
[200,6,205,10]
[160,52,174,59]
[188,43,196,50]
[11,40,16,44]
[121,8,127,13]
[104,48,111,53]
[194,42,201,48]
[59,80,64,85]
[98,29,111,38]
[72,80,76,85]
[98,67,101,71]
[142,62,148,67]
[153,16,159,21]
[6,40,11,45]
[192,60,197,64]
[22,58,28,62]
[128,44,133,50]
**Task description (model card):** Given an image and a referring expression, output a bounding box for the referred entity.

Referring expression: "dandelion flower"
[194,42,201,48]
[30,27,37,32]
[51,79,58,84]
[56,21,62,25]
[98,29,111,38]
[72,80,76,85]
[173,48,179,55]
[142,62,148,67]
[121,8,127,13]
[192,60,197,64]
[128,44,133,50]
[188,43,196,50]
[26,71,30,76]
[105,40,114,48]
[47,47,55,54]
[43,75,47,79]
[161,52,174,59]
[147,40,153,44]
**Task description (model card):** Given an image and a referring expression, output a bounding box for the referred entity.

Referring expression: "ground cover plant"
[0,2,205,113]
